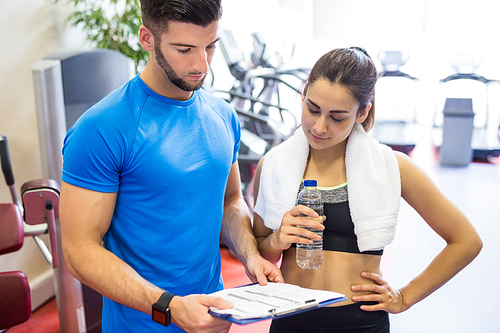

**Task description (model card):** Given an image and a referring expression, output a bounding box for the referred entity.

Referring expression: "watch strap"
[155,291,176,311]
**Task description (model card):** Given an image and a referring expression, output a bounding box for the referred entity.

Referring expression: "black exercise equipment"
[211,29,307,204]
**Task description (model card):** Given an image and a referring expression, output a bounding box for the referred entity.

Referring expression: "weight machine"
[2,49,136,332]
[1,135,86,332]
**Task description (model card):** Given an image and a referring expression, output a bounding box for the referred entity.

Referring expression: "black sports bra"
[293,183,383,256]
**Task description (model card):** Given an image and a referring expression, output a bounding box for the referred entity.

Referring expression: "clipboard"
[208,282,348,325]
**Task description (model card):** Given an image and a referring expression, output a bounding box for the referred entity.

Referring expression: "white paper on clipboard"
[209,282,346,321]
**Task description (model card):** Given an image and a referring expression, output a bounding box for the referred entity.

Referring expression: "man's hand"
[244,254,284,285]
[169,295,233,332]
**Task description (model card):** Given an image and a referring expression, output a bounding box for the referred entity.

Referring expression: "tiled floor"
[5,139,500,333]
[388,142,500,332]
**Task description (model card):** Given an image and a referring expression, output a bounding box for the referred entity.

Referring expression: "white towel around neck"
[254,124,401,252]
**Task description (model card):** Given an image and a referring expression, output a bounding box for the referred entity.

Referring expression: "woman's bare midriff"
[280,248,382,306]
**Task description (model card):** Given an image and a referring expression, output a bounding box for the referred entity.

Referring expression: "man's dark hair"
[141,0,222,38]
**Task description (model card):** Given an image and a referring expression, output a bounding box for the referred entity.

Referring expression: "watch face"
[153,306,170,326]
[153,309,167,324]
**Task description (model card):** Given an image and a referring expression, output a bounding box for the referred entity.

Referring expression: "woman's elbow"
[461,230,483,263]
[470,234,483,258]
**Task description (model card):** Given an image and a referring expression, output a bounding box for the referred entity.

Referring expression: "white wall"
[213,0,314,90]
[312,0,500,126]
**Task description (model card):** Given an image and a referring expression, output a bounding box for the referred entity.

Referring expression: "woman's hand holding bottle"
[271,205,325,251]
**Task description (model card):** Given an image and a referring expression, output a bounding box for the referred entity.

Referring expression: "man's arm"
[220,162,283,284]
[60,181,232,331]
[60,181,163,313]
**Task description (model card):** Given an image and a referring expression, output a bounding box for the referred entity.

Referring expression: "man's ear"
[355,102,372,124]
[139,25,155,52]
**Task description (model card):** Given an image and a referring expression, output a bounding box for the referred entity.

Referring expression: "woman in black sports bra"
[252,47,482,332]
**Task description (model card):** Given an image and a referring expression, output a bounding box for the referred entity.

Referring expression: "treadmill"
[433,53,500,161]
[215,28,285,205]
[371,51,418,155]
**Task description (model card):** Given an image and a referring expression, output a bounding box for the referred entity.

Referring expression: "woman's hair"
[305,47,378,131]
[140,0,222,39]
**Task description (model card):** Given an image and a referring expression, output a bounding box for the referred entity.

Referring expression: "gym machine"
[30,49,135,332]
[371,50,419,155]
[1,135,86,332]
[433,53,500,161]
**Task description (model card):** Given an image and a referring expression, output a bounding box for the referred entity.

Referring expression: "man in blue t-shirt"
[59,1,283,332]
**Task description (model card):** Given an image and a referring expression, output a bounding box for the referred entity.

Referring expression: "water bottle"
[296,180,324,269]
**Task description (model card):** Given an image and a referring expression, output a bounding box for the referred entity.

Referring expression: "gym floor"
[4,248,270,333]
[6,137,500,333]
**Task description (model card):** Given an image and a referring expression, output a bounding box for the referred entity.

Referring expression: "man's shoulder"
[197,88,238,124]
[80,77,145,122]
[198,88,232,110]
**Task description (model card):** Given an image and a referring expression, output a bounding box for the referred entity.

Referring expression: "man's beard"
[154,41,205,92]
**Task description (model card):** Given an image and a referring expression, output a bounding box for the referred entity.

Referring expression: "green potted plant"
[55,0,148,72]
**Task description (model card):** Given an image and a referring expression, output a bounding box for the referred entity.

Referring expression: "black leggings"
[269,302,389,333]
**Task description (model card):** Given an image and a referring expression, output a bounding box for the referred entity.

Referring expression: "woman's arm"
[352,152,482,313]
[395,152,482,309]
[252,158,325,265]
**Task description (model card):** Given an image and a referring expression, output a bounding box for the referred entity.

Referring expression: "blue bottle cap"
[303,180,317,187]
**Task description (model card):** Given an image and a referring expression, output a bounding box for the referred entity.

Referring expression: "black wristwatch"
[152,291,176,326]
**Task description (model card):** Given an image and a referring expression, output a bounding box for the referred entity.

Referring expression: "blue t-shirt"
[62,75,240,332]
